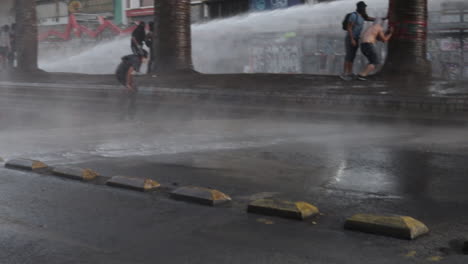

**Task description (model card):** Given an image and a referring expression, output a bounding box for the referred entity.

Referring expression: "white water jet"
[39,0,453,75]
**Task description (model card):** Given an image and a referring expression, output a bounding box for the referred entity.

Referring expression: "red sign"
[38,14,137,41]
[126,8,155,17]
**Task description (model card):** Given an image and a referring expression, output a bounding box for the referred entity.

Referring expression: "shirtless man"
[357,19,393,81]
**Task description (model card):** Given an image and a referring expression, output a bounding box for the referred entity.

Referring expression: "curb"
[5,159,48,171]
[247,199,319,220]
[2,81,468,116]
[344,214,429,240]
[52,166,99,181]
[106,176,161,192]
[170,186,232,206]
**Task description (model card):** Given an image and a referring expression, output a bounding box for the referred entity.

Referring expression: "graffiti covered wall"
[249,33,302,73]
[250,0,304,11]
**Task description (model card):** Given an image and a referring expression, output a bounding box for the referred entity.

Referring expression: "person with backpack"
[115,50,148,120]
[340,1,376,81]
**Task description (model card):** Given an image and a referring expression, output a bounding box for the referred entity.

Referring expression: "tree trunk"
[154,0,194,73]
[15,0,39,72]
[382,0,431,79]
[151,0,160,74]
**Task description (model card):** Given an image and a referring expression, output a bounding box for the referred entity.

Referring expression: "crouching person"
[357,19,393,81]
[115,50,148,120]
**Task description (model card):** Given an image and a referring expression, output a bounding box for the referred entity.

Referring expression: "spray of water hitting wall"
[40,0,450,75]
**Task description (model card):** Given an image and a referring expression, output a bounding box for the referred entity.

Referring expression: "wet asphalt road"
[0,85,468,263]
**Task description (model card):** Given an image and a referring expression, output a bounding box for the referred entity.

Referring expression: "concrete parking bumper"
[106,176,161,192]
[170,186,232,206]
[344,214,429,240]
[5,159,48,171]
[52,166,98,181]
[247,199,319,220]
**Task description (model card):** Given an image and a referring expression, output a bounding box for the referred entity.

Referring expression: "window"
[129,0,141,9]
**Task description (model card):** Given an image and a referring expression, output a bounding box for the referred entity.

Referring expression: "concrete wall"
[0,0,15,26]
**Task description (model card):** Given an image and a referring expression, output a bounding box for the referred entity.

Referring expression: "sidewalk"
[1,71,468,118]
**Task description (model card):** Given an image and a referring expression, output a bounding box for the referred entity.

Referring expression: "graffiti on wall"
[250,0,303,11]
[39,14,136,42]
[250,37,302,73]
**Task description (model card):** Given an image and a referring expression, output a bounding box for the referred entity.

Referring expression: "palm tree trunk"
[382,0,431,79]
[15,0,39,72]
[154,0,194,73]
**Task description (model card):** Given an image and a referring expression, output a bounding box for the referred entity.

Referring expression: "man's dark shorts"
[360,43,380,65]
[345,35,359,63]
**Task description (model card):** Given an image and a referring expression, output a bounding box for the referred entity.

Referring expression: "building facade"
[125,0,209,23]
[0,0,15,26]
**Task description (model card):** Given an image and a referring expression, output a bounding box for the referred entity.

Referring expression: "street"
[0,84,468,263]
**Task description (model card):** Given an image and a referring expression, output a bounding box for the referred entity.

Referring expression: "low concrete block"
[247,199,319,220]
[5,159,48,171]
[170,186,231,206]
[106,176,160,192]
[52,166,98,181]
[344,214,429,240]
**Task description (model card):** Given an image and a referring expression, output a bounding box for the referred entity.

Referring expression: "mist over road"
[1,83,468,263]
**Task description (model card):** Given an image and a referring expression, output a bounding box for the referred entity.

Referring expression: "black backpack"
[342,12,355,31]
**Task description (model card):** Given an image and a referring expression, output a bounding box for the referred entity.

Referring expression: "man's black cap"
[357,1,367,9]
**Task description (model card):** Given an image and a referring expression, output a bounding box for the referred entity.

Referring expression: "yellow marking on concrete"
[82,169,99,181]
[53,166,98,181]
[31,160,48,170]
[209,189,232,202]
[171,186,231,206]
[295,202,320,218]
[6,159,49,170]
[345,214,429,239]
[248,199,319,220]
[427,256,443,262]
[401,216,430,239]
[143,179,161,190]
[311,221,317,225]
[404,250,417,257]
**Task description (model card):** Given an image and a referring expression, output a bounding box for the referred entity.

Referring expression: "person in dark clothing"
[0,25,10,70]
[115,50,148,120]
[131,22,146,56]
[340,1,376,81]
[8,23,15,68]
[145,22,154,74]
